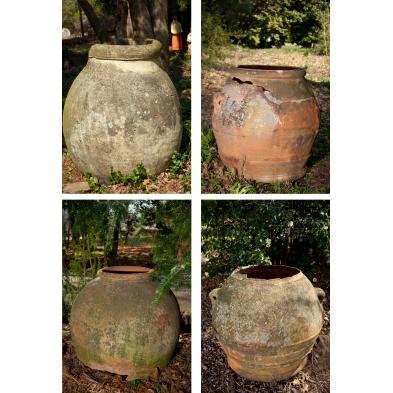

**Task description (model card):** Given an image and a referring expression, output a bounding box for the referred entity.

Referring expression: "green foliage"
[202,200,329,277]
[63,200,191,313]
[63,0,107,32]
[201,127,217,164]
[109,163,153,186]
[230,181,256,194]
[83,173,105,193]
[170,151,190,174]
[63,200,139,320]
[202,0,330,50]
[170,0,191,12]
[201,6,231,60]
[153,265,184,304]
[140,201,191,301]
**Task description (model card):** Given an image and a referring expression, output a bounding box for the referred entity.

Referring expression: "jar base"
[224,164,307,183]
[227,353,308,382]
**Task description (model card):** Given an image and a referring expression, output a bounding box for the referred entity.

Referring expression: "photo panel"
[201,199,330,392]
[62,199,191,391]
[201,1,330,194]
[62,1,192,194]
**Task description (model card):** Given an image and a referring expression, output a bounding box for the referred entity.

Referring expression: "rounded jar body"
[63,39,182,182]
[212,66,320,182]
[210,265,324,382]
[70,266,181,379]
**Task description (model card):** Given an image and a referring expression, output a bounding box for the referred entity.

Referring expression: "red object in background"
[172,34,183,51]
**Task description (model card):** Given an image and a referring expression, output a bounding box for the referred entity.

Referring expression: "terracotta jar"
[63,39,182,183]
[70,266,180,380]
[210,265,325,382]
[212,66,320,182]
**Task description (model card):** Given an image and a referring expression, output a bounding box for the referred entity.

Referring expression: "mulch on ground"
[63,325,191,393]
[201,276,330,393]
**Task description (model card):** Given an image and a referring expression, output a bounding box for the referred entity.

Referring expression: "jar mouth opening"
[238,265,300,279]
[232,65,306,79]
[238,65,302,71]
[100,266,151,275]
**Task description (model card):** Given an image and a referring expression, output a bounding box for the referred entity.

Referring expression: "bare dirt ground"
[202,47,330,194]
[201,276,330,393]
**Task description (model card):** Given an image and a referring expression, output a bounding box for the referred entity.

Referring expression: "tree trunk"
[77,0,110,43]
[77,1,85,38]
[148,0,169,70]
[109,219,120,260]
[116,0,133,39]
[129,0,154,41]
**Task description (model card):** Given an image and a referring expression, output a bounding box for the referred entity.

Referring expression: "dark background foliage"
[202,200,330,279]
[62,200,191,321]
[202,0,329,54]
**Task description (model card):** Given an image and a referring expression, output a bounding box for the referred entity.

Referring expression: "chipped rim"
[231,65,306,80]
[89,38,162,61]
[97,266,152,281]
[231,264,303,284]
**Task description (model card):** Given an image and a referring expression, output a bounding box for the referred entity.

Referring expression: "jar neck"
[231,65,306,82]
[89,39,162,61]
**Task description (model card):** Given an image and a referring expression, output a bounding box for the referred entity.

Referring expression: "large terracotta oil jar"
[70,266,180,380]
[212,66,320,182]
[63,39,182,183]
[210,265,325,382]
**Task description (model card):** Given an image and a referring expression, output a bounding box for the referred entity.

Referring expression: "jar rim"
[232,264,303,283]
[231,65,306,79]
[89,38,162,61]
[98,266,152,281]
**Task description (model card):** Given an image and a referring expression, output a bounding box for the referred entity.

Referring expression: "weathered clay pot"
[70,266,180,380]
[63,39,182,182]
[210,265,324,382]
[212,66,320,182]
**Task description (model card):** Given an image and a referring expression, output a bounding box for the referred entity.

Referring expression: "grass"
[201,45,330,194]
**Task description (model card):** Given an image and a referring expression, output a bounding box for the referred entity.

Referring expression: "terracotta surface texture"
[210,265,324,382]
[70,266,181,380]
[212,66,320,183]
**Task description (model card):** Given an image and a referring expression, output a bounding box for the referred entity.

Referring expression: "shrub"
[202,200,329,277]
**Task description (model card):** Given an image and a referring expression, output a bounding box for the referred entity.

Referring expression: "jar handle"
[315,287,326,303]
[209,288,220,306]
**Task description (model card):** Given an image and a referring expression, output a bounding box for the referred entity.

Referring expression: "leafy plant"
[138,201,191,302]
[201,127,218,164]
[170,151,190,174]
[109,163,153,186]
[202,0,330,49]
[202,200,330,277]
[230,181,256,194]
[83,173,105,193]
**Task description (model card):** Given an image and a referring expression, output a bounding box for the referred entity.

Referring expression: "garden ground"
[202,46,330,194]
[63,326,191,393]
